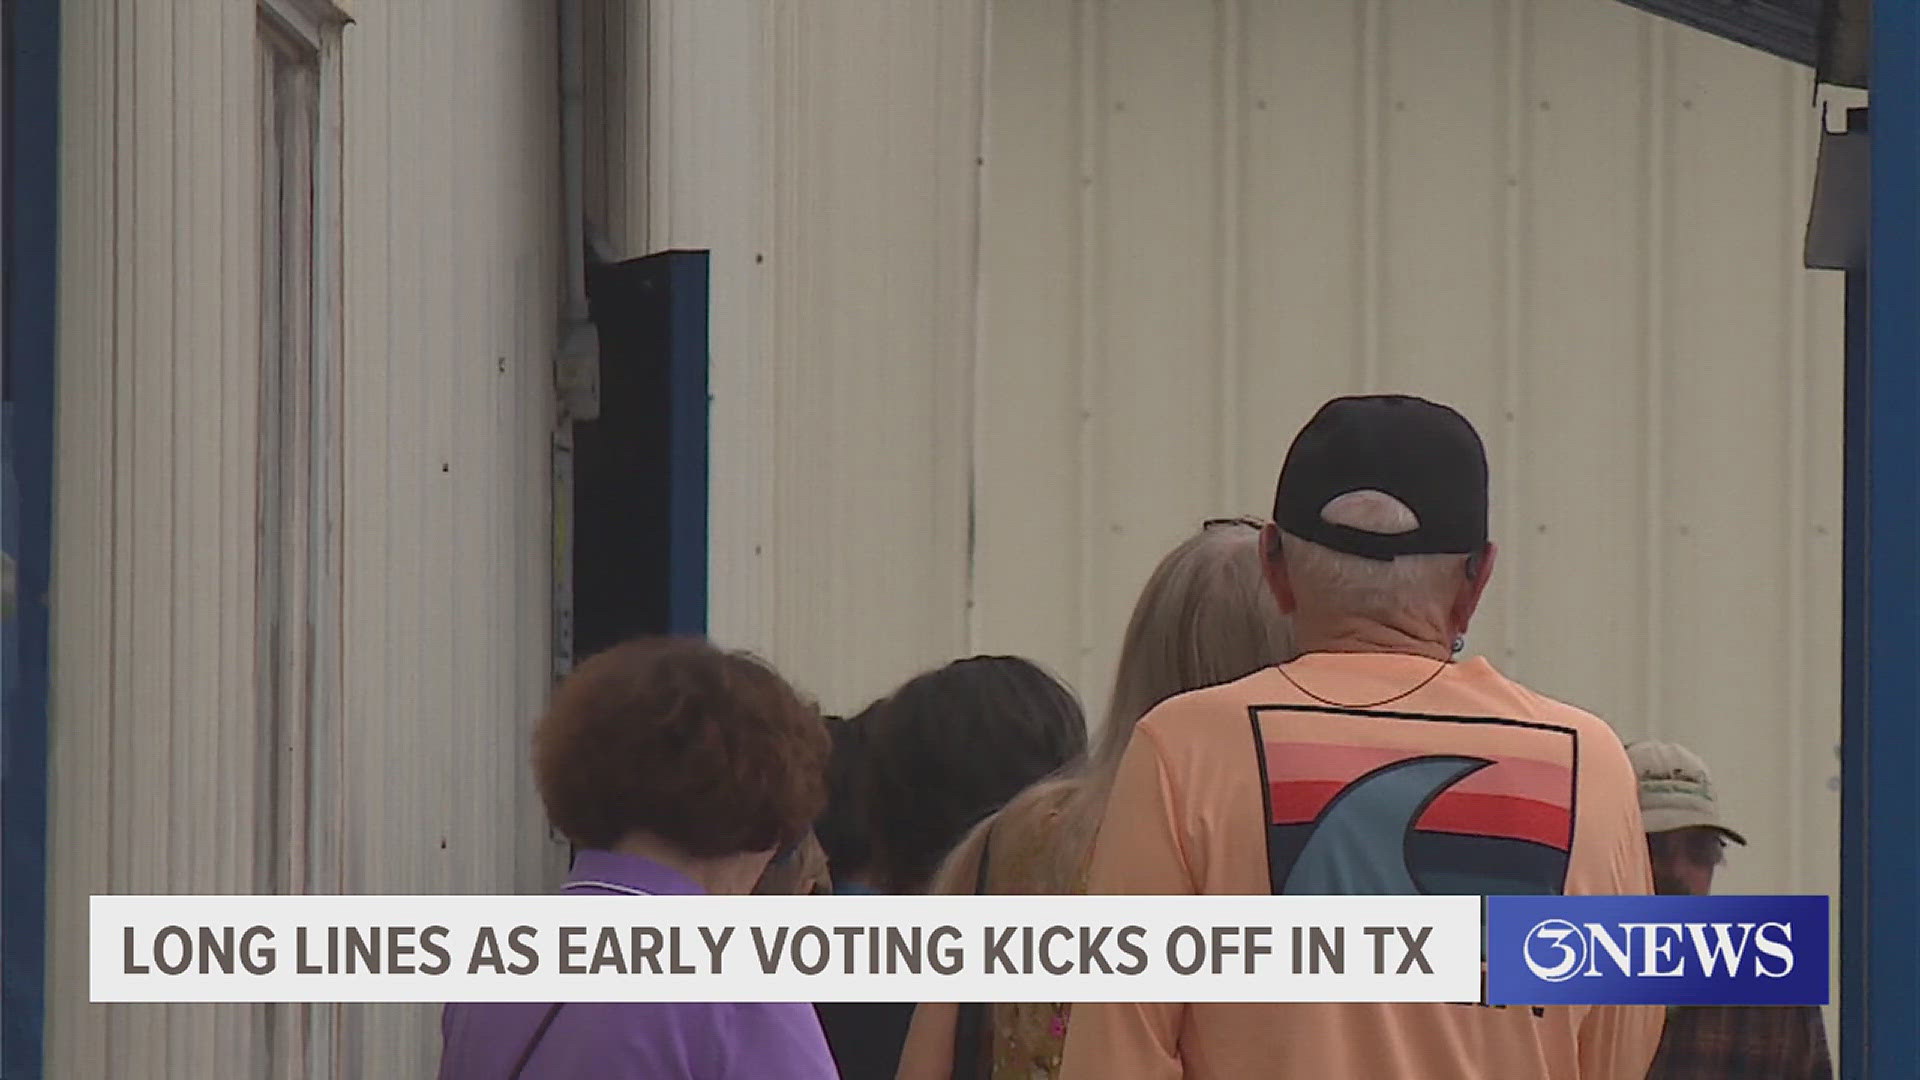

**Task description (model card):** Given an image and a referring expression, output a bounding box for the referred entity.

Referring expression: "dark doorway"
[572,250,711,661]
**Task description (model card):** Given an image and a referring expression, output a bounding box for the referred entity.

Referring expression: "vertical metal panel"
[1800,98,1853,1061]
[177,0,225,1070]
[582,0,647,255]
[1081,0,1226,714]
[1652,24,1835,913]
[332,0,564,1073]
[1234,0,1366,513]
[127,0,179,1070]
[50,0,564,1074]
[975,0,1841,939]
[45,0,115,1072]
[971,0,1085,690]
[1375,0,1511,660]
[46,1,272,1074]
[773,0,981,711]
[583,0,611,241]
[643,0,991,707]
[1513,0,1650,752]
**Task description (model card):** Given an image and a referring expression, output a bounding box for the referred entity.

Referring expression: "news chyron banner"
[91,894,1829,1005]
[93,896,1481,1004]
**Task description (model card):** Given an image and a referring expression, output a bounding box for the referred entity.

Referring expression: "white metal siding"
[49,2,269,1074]
[663,1,1839,935]
[647,0,989,713]
[969,0,1840,919]
[583,0,648,254]
[332,2,564,1074]
[765,0,987,715]
[48,1,564,1075]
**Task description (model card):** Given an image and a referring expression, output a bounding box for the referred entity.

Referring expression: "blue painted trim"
[1859,3,1920,1074]
[2,0,59,1075]
[665,251,711,635]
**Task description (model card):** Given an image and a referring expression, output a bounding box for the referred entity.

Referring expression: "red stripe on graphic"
[1416,792,1572,850]
[1268,783,1572,850]
[1268,779,1344,825]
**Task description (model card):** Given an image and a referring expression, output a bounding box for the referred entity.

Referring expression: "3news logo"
[1484,895,1829,1006]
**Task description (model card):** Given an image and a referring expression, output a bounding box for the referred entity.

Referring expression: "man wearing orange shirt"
[1059,395,1663,1079]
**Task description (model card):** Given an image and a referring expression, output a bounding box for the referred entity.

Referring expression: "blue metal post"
[2,0,59,1075]
[1849,2,1920,1075]
[665,251,711,635]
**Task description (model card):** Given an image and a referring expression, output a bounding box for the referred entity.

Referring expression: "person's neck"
[610,833,770,895]
[1290,614,1454,662]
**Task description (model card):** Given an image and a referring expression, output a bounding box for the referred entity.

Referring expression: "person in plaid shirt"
[1628,740,1833,1080]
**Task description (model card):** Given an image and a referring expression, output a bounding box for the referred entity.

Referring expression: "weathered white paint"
[49,1,564,1074]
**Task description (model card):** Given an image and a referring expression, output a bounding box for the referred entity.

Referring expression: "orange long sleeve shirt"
[1058,654,1664,1080]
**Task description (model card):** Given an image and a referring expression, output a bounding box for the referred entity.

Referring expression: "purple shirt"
[438,849,839,1080]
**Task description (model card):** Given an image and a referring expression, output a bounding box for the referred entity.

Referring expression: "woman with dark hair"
[865,656,1087,894]
[816,705,883,893]
[438,637,837,1080]
[817,655,1087,1080]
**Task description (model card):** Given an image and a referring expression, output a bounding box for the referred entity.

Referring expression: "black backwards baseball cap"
[1272,395,1489,561]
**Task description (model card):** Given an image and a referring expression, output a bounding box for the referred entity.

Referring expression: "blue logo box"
[1485,895,1829,1006]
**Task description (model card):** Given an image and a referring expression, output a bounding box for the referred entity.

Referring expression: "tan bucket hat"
[1625,739,1748,846]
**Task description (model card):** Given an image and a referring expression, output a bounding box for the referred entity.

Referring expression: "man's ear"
[1451,541,1497,636]
[1261,523,1297,614]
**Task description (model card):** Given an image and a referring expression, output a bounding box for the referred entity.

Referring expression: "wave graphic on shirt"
[1280,755,1491,894]
[1255,716,1577,897]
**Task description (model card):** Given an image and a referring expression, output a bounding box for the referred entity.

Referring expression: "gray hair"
[1280,490,1469,619]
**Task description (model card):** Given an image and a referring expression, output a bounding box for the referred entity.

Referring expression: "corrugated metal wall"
[658,0,1840,937]
[641,0,991,714]
[762,0,988,715]
[969,0,1841,905]
[48,2,564,1075]
[49,1,267,1073]
[332,2,563,1074]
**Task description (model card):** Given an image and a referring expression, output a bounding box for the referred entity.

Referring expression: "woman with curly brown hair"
[438,636,838,1080]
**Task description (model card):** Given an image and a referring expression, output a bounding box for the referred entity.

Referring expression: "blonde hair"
[929,521,1295,895]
